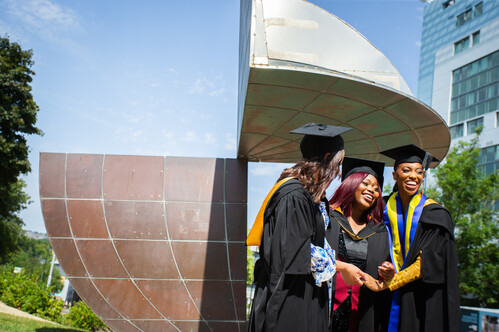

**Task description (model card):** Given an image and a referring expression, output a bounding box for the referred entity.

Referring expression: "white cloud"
[160,130,179,153]
[183,131,197,142]
[204,133,217,145]
[162,130,174,140]
[122,112,143,124]
[224,133,236,151]
[113,127,145,143]
[188,73,228,98]
[3,0,82,52]
[130,130,143,142]
[189,77,212,94]
[209,88,227,97]
[6,0,79,31]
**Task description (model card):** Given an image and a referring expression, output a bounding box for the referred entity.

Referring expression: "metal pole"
[47,251,56,288]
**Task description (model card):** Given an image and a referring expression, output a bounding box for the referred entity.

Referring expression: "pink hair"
[328,172,384,224]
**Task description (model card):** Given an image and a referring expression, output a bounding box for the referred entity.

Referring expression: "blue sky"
[0,0,426,233]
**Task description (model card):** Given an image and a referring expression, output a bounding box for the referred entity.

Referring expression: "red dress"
[333,258,361,331]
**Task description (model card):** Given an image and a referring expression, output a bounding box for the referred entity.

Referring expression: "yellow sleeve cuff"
[386,254,422,291]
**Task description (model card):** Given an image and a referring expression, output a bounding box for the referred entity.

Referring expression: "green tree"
[247,245,255,286]
[0,265,63,321]
[429,129,498,308]
[246,244,256,317]
[9,236,51,273]
[0,179,30,263]
[7,235,63,292]
[0,36,42,262]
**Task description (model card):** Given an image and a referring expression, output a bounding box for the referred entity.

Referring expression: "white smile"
[362,193,374,202]
[404,181,418,190]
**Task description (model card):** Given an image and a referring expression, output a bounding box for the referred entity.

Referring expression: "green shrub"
[0,265,63,320]
[61,301,108,331]
[6,236,64,293]
[0,265,107,330]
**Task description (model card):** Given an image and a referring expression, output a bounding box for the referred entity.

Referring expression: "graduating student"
[363,144,460,332]
[247,123,365,332]
[327,157,393,332]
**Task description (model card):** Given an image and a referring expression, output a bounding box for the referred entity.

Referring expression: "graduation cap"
[290,123,352,159]
[380,144,440,170]
[342,157,385,189]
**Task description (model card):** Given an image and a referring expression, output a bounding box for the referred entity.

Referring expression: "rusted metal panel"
[40,153,248,331]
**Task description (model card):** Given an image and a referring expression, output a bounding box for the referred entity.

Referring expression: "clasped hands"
[337,261,395,292]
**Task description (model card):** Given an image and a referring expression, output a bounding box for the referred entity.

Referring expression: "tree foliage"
[0,36,42,262]
[428,129,498,308]
[247,245,256,317]
[0,179,30,264]
[0,265,63,321]
[6,235,63,292]
[247,245,255,286]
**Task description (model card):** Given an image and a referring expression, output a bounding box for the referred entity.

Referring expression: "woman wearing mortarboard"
[247,123,366,332]
[326,157,394,332]
[363,144,460,332]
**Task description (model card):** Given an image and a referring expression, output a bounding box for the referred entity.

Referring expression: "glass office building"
[418,0,499,178]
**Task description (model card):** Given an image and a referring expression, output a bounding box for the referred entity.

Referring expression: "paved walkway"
[0,301,53,323]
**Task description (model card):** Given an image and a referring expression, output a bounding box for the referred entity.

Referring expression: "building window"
[478,144,499,176]
[450,124,464,138]
[454,36,470,54]
[474,2,483,17]
[456,9,472,27]
[467,117,483,135]
[443,0,455,9]
[450,50,499,124]
[455,31,481,55]
[472,31,480,46]
[490,98,498,112]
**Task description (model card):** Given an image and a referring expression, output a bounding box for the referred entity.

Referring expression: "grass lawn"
[0,312,88,332]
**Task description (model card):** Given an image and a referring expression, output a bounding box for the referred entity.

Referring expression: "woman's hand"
[363,273,388,292]
[378,261,395,280]
[336,261,365,286]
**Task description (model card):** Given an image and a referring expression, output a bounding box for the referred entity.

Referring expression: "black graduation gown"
[387,199,460,332]
[248,179,329,332]
[326,210,392,332]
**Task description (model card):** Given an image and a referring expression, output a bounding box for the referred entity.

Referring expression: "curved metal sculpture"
[40,153,248,332]
[238,0,450,166]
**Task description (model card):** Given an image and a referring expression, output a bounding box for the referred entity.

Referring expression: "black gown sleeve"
[271,191,316,275]
[419,206,460,331]
[398,204,460,332]
[417,206,455,284]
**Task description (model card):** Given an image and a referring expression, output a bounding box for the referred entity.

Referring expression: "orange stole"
[246,177,295,246]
